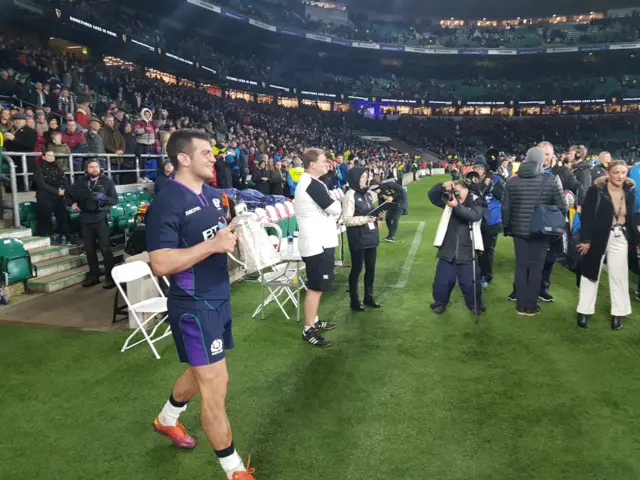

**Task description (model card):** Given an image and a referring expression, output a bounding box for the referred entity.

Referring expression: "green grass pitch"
[2,175,640,479]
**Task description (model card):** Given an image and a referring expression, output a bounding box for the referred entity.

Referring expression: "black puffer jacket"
[502,160,566,239]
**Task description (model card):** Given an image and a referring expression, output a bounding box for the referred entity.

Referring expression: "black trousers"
[541,249,556,295]
[513,236,549,310]
[36,196,72,239]
[386,208,402,239]
[349,247,377,300]
[479,230,498,282]
[82,219,114,280]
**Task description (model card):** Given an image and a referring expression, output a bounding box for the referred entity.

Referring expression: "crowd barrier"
[1,152,166,227]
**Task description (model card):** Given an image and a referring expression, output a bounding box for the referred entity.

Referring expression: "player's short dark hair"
[302,148,325,170]
[166,129,212,169]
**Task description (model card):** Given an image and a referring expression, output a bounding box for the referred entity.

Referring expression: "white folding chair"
[265,205,279,222]
[252,263,300,320]
[275,203,288,219]
[112,261,172,360]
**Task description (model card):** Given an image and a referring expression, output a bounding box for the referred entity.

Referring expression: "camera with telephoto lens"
[441,189,461,203]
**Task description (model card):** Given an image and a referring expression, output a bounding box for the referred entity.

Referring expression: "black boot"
[611,316,623,331]
[577,313,589,329]
[363,294,381,308]
[350,298,365,312]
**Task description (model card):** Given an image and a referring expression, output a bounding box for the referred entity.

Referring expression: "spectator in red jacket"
[75,99,92,130]
[61,120,87,172]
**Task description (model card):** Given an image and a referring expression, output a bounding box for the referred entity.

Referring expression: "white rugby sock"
[219,450,245,479]
[158,400,187,427]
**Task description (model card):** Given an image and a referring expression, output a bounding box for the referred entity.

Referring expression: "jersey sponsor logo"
[210,339,223,356]
[202,224,221,240]
[185,206,201,216]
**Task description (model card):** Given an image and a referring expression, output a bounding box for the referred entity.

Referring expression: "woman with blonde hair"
[576,160,640,330]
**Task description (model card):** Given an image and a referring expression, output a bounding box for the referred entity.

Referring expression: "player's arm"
[149,238,232,277]
[307,178,341,216]
[145,204,236,278]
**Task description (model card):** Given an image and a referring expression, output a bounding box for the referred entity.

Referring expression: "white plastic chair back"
[265,205,279,222]
[254,207,267,220]
[284,201,295,216]
[275,203,288,219]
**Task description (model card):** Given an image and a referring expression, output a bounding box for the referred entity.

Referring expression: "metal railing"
[1,155,22,228]
[0,95,68,123]
[1,152,168,227]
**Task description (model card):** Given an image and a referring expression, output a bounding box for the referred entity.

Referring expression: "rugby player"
[145,130,255,479]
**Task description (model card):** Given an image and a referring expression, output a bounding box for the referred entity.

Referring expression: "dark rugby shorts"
[168,299,234,366]
[302,247,336,292]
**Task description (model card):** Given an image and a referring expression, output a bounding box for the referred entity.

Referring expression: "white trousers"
[577,230,631,316]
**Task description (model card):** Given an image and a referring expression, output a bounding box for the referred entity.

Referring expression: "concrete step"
[0,227,33,240]
[34,253,88,278]
[29,245,71,264]
[27,266,89,293]
[21,236,52,251]
[27,249,124,293]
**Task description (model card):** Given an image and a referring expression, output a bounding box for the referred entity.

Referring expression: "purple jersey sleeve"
[145,200,181,252]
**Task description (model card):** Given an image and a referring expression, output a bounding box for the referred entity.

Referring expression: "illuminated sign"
[166,53,194,65]
[69,16,116,37]
[132,39,154,51]
[381,99,417,104]
[301,91,336,98]
[562,99,606,104]
[226,76,258,86]
[466,101,505,105]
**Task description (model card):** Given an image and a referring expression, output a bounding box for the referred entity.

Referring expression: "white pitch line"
[395,221,425,288]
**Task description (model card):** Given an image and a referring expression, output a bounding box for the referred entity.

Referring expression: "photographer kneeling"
[428,180,485,315]
[575,161,640,330]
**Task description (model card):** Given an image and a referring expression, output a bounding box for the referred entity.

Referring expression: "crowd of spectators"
[1,31,640,197]
[20,1,640,101]
[50,0,640,49]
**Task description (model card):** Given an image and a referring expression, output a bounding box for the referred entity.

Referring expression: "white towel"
[433,206,484,252]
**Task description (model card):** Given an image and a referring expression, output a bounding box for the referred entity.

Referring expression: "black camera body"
[441,190,461,203]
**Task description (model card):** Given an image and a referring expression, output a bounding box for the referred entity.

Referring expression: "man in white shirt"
[295,148,341,347]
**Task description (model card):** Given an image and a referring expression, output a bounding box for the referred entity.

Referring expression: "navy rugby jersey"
[146,178,230,303]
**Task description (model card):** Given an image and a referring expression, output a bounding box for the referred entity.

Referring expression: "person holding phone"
[342,167,382,312]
